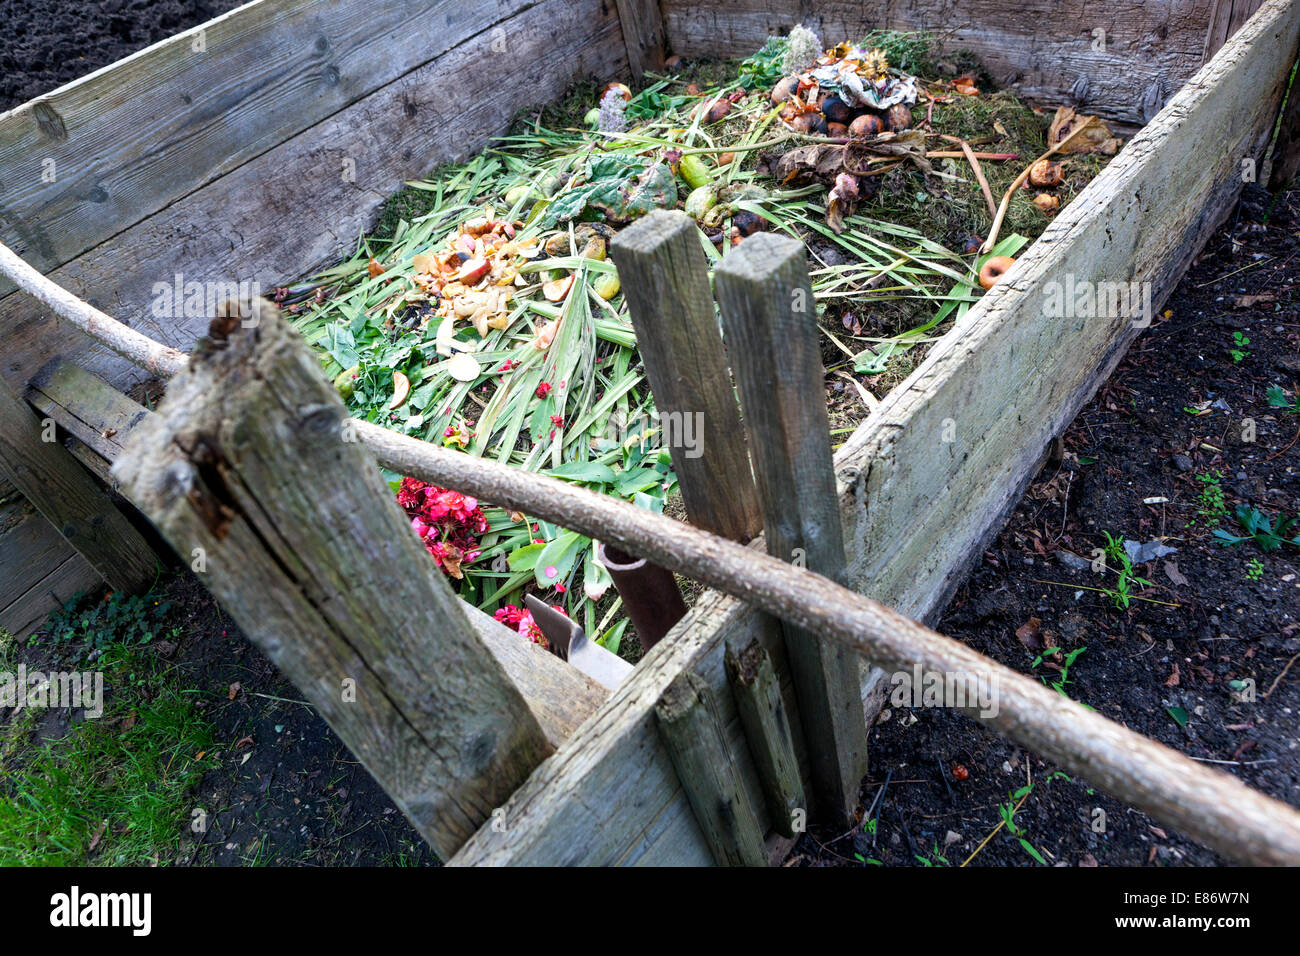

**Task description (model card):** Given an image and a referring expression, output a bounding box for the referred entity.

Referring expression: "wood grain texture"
[0,375,156,594]
[613,0,668,78]
[0,0,627,394]
[111,298,554,860]
[26,357,149,468]
[1268,59,1300,190]
[655,670,769,865]
[725,639,805,838]
[713,233,869,826]
[1203,0,1268,60]
[0,551,99,638]
[611,210,762,542]
[450,0,1300,865]
[0,0,547,287]
[660,0,1218,125]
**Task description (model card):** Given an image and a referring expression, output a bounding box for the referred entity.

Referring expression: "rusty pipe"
[599,542,687,651]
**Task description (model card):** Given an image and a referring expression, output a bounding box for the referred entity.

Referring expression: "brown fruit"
[703,98,732,123]
[886,104,913,130]
[732,210,765,237]
[790,113,818,134]
[1033,192,1060,213]
[770,75,800,104]
[826,121,848,137]
[849,113,885,138]
[664,54,683,71]
[978,255,1016,290]
[1028,159,1065,188]
[716,151,737,166]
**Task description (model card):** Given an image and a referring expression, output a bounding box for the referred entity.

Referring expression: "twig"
[961,790,1030,866]
[1263,651,1300,699]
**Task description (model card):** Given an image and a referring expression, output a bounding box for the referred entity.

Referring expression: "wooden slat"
[655,671,768,866]
[713,233,869,827]
[0,0,550,290]
[0,552,100,639]
[613,0,668,78]
[26,357,149,464]
[611,210,763,542]
[658,0,1219,126]
[724,639,805,838]
[451,0,1300,866]
[0,501,83,608]
[0,376,156,595]
[1204,0,1268,60]
[0,0,627,394]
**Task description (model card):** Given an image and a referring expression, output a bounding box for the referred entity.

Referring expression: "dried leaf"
[953,76,979,96]
[228,682,242,701]
[367,257,385,278]
[389,370,411,409]
[1163,560,1188,587]
[1016,617,1044,649]
[1047,106,1121,156]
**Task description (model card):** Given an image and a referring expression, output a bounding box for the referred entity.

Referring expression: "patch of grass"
[0,604,215,866]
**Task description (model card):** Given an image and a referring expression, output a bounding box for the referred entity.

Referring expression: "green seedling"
[1213,503,1300,552]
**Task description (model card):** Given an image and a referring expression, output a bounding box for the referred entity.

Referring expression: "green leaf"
[1018,838,1047,865]
[1167,705,1189,728]
[533,531,589,588]
[506,542,546,573]
[546,461,618,484]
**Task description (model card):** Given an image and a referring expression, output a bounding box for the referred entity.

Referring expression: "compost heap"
[291,26,1120,655]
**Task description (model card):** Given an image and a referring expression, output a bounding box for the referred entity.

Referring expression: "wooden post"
[611,209,763,542]
[0,374,155,595]
[654,671,768,866]
[112,298,553,860]
[713,233,870,827]
[725,638,805,838]
[612,0,667,80]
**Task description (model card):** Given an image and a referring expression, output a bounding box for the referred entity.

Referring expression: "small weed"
[1032,645,1088,697]
[1099,531,1152,610]
[1229,331,1251,363]
[1188,470,1228,528]
[1213,503,1300,552]
[1246,557,1265,581]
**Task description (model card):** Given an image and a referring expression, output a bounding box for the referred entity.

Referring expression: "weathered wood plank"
[0,0,627,394]
[111,298,555,860]
[655,671,768,865]
[0,375,156,595]
[0,552,99,639]
[0,502,83,608]
[451,0,1300,866]
[714,233,868,826]
[26,357,150,465]
[611,210,763,542]
[613,0,668,79]
[659,0,1218,126]
[1203,0,1268,60]
[725,639,805,838]
[0,0,552,290]
[1268,59,1300,190]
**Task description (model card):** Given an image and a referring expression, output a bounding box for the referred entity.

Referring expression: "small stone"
[1173,454,1194,473]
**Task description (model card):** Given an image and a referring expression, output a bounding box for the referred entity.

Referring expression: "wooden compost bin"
[1,0,1298,864]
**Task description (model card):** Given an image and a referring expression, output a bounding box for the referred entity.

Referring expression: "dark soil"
[0,0,245,112]
[794,182,1300,867]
